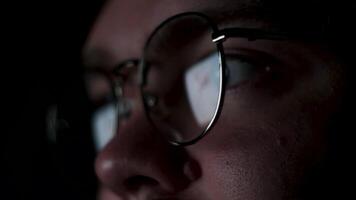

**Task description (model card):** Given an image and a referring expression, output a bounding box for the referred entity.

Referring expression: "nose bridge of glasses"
[113,59,140,82]
[112,59,143,121]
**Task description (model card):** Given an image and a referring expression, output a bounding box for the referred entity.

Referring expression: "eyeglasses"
[87,12,324,148]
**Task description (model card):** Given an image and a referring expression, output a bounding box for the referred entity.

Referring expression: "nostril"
[124,175,159,191]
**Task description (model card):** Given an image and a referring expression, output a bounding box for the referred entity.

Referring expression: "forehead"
[85,0,324,68]
[94,0,263,26]
[89,0,322,33]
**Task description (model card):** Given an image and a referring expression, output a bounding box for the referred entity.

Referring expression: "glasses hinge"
[212,34,226,43]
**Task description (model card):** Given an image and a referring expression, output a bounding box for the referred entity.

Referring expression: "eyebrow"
[202,0,328,32]
[202,1,266,23]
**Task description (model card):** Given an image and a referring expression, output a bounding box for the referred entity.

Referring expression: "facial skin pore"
[84,0,344,199]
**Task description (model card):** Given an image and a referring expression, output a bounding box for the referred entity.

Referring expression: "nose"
[95,85,201,198]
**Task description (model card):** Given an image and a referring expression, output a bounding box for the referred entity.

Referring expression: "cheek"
[190,127,288,199]
[187,88,330,199]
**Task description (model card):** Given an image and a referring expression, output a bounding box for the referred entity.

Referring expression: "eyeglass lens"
[141,14,222,144]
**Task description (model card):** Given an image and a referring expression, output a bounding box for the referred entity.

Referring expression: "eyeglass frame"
[108,12,326,147]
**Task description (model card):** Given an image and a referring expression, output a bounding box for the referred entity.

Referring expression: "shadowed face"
[84,0,345,199]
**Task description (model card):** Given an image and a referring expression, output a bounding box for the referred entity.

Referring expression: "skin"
[84,0,345,199]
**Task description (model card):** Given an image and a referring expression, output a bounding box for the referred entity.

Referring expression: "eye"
[225,56,259,88]
[224,54,273,89]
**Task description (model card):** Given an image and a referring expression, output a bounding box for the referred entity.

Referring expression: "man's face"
[84,0,343,199]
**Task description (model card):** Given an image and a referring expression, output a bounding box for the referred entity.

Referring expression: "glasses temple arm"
[213,27,326,42]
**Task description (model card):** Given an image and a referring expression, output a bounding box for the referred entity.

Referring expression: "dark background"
[3,1,104,199]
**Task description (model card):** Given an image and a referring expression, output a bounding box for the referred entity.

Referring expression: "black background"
[3,1,103,199]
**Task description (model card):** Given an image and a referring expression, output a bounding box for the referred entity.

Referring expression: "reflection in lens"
[184,53,220,126]
[92,103,117,151]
